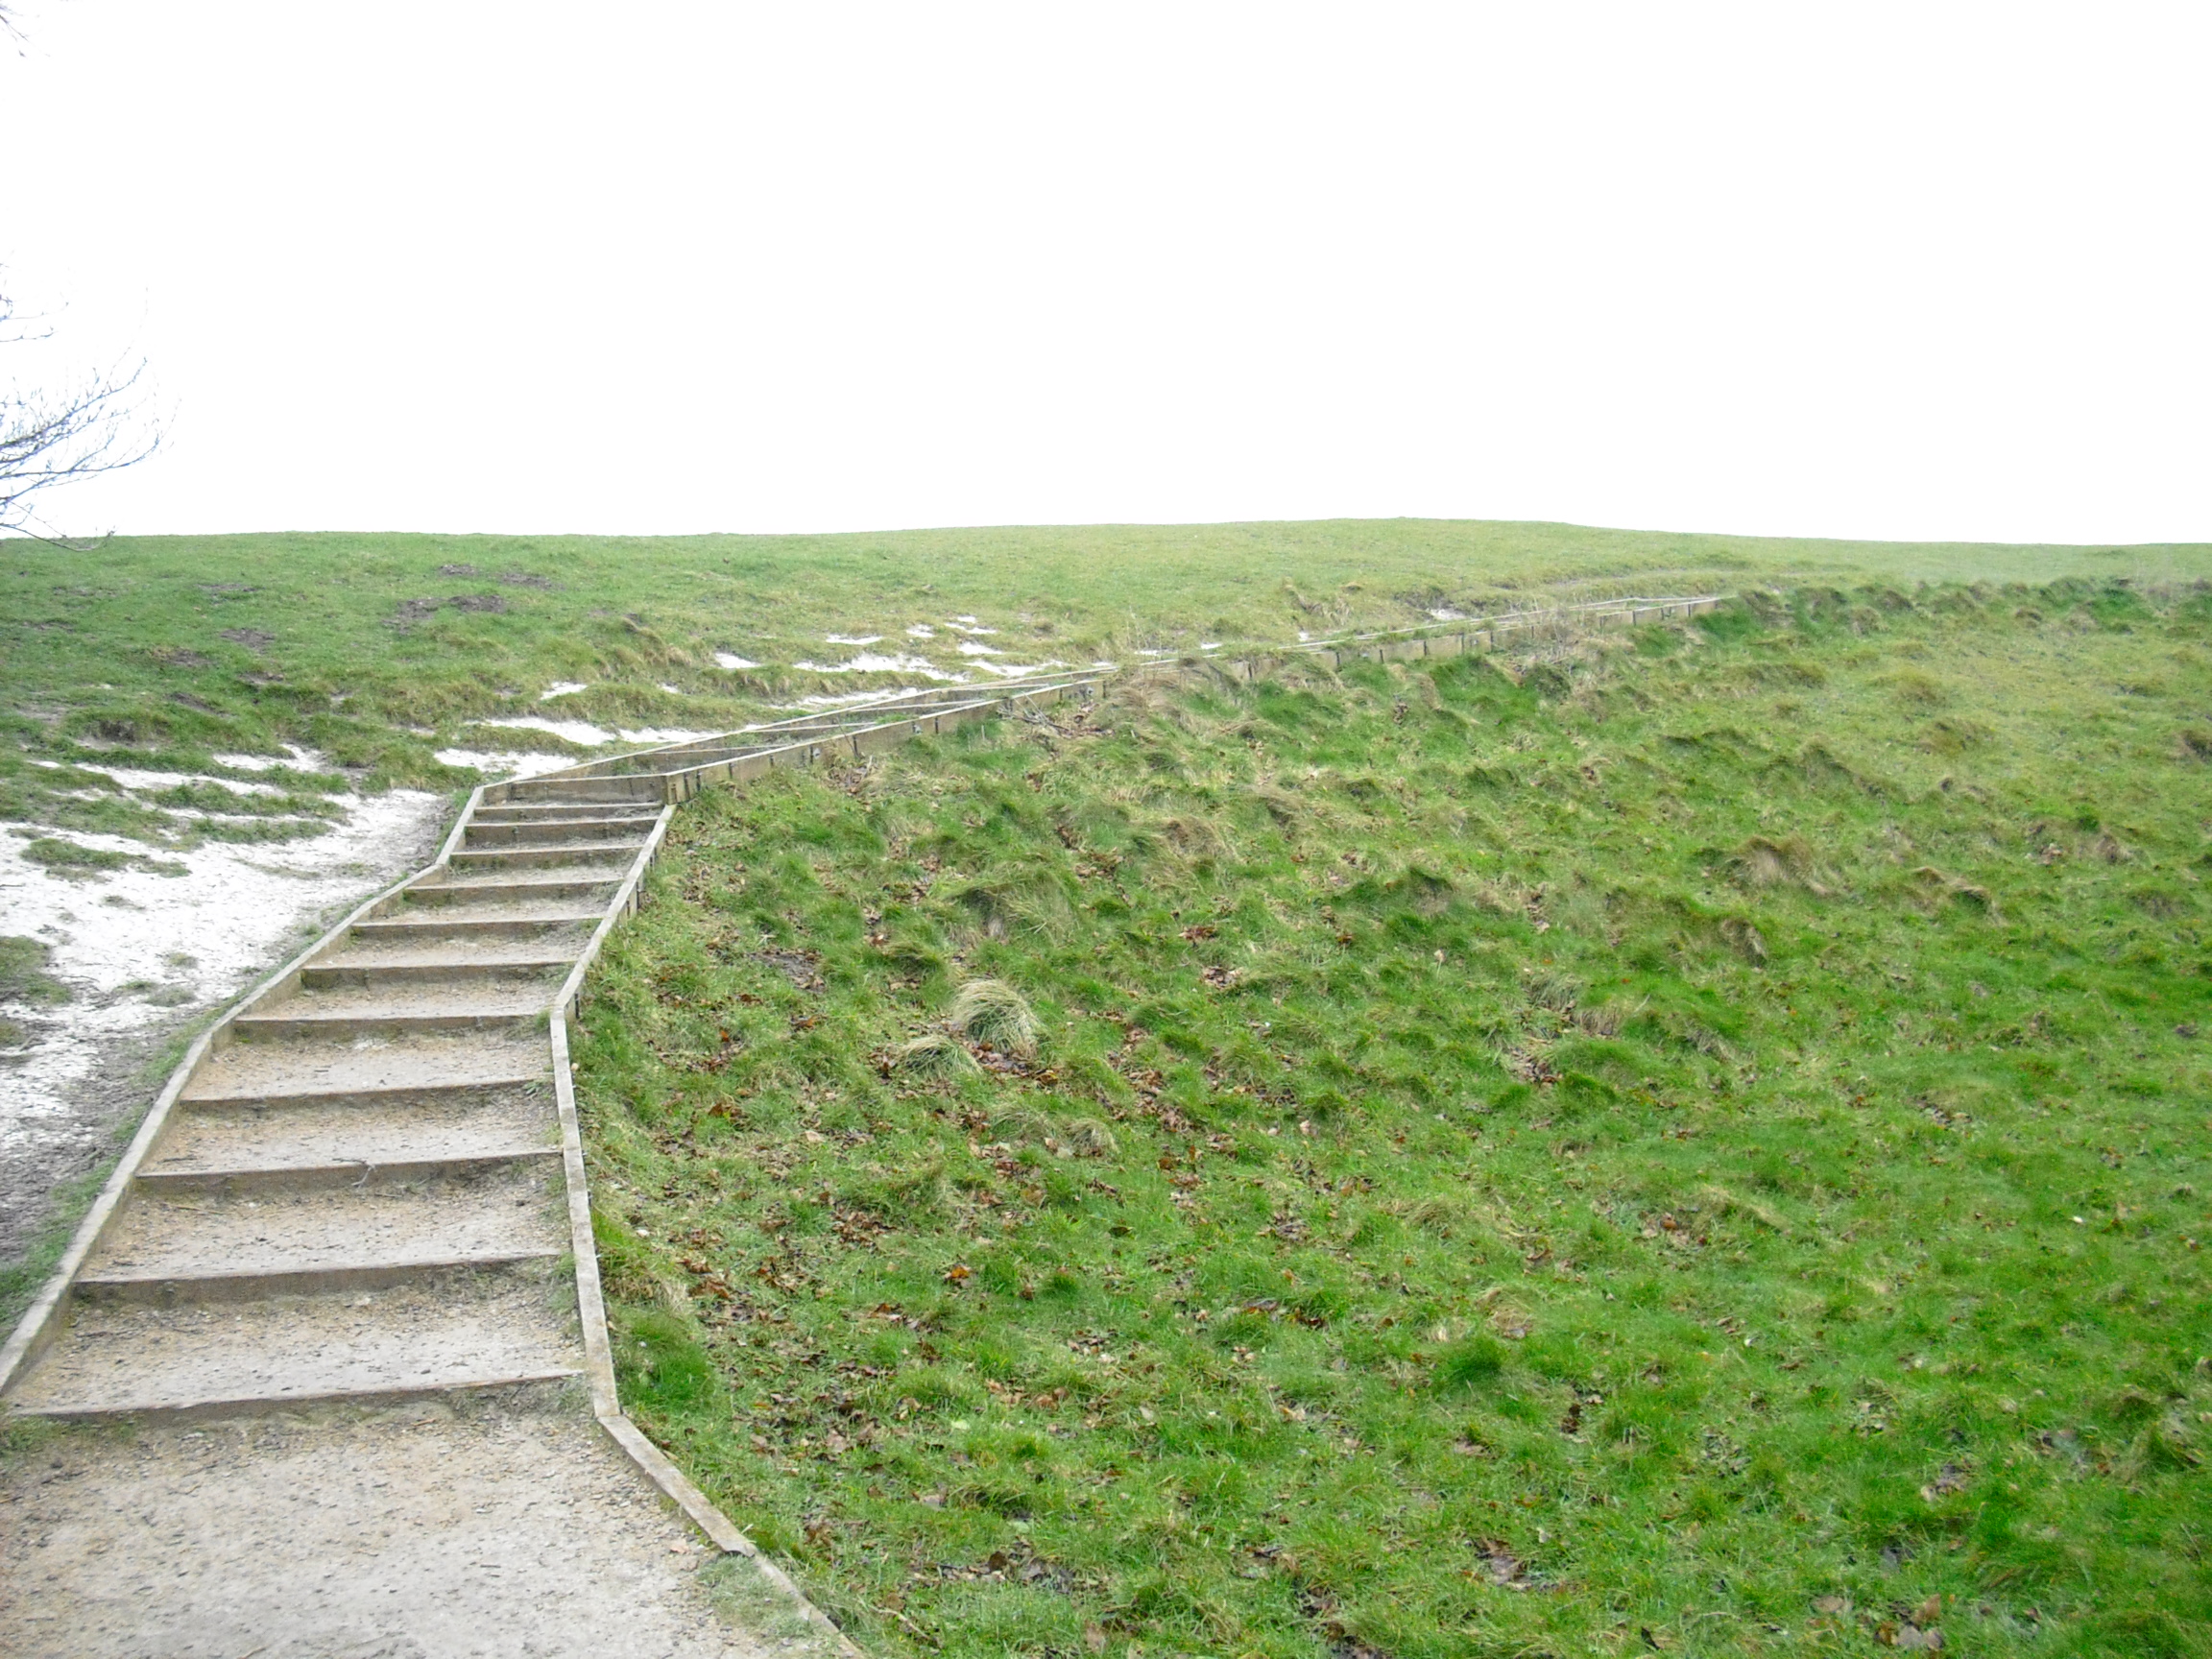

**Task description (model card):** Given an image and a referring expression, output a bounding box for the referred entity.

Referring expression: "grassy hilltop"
[575,583,2212,1659]
[5,520,2210,854]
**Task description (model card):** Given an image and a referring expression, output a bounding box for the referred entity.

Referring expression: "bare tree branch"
[2,15,161,540]
[1,283,161,543]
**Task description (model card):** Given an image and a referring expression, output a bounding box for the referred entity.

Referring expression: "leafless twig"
[2,281,161,545]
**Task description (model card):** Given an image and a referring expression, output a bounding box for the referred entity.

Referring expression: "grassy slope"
[6,520,2210,851]
[576,582,2212,1659]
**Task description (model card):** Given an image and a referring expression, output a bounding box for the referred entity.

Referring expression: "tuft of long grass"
[892,1032,980,1079]
[947,979,1042,1058]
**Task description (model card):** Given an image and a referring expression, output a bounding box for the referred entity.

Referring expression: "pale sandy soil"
[465,718,728,747]
[0,788,450,1263]
[433,751,592,781]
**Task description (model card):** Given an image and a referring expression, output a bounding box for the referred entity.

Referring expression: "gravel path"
[0,1396,814,1658]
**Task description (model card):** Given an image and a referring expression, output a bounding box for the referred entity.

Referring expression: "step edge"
[401,880,621,898]
[13,1368,585,1424]
[75,1250,565,1302]
[407,874,621,887]
[229,1012,551,1031]
[452,840,649,853]
[180,1075,549,1108]
[450,850,648,861]
[468,817,662,829]
[300,970,575,987]
[135,1147,565,1190]
[349,916,605,931]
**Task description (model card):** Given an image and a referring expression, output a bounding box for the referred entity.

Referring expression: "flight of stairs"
[3,676,1104,1426]
[4,610,1732,1426]
[5,799,646,1419]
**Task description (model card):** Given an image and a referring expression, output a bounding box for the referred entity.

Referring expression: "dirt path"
[1,1398,810,1659]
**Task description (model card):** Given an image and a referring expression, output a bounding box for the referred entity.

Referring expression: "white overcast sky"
[4,3,2208,543]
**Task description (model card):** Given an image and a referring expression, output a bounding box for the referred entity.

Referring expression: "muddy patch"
[386,592,513,630]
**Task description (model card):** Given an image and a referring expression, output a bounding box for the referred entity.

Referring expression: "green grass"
[574,579,2212,1659]
[6,521,2210,853]
[15,834,186,878]
[0,935,71,1006]
[0,933,70,1052]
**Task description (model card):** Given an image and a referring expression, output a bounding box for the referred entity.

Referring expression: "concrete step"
[14,1366,583,1423]
[469,801,660,823]
[230,979,554,1039]
[181,1032,551,1107]
[496,780,672,806]
[301,952,574,989]
[325,936,588,970]
[135,1146,562,1195]
[77,1247,565,1304]
[602,747,755,770]
[446,841,645,872]
[398,872,623,906]
[79,1162,565,1304]
[463,814,660,846]
[349,910,603,942]
[12,1266,580,1421]
[152,1085,554,1171]
[247,980,557,1022]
